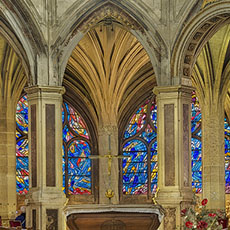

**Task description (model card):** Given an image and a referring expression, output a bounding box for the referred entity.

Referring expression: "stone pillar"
[0,100,17,223]
[98,124,119,204]
[25,86,66,230]
[202,102,225,210]
[154,86,193,229]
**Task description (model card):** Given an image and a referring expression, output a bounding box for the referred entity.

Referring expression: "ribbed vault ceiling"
[192,24,230,119]
[64,24,156,127]
[0,35,26,107]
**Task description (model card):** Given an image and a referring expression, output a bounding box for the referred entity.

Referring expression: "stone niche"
[66,204,164,230]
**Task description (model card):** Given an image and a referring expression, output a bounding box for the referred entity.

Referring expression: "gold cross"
[89,151,129,176]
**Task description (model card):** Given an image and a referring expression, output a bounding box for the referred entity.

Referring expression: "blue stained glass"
[123,173,148,195]
[16,139,28,157]
[16,157,29,175]
[122,99,158,195]
[191,91,202,193]
[139,124,157,143]
[123,140,147,152]
[225,118,230,193]
[63,125,74,143]
[16,157,29,194]
[150,103,157,129]
[123,139,147,194]
[16,95,29,194]
[16,95,93,195]
[64,102,89,139]
[151,141,158,193]
[67,139,92,194]
[68,158,91,176]
[16,176,29,195]
[68,140,91,157]
[68,175,91,194]
[124,104,148,139]
[63,174,66,193]
[16,130,22,140]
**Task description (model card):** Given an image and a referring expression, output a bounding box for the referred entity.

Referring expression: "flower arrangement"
[181,196,227,229]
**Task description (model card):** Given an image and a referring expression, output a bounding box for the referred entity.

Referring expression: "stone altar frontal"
[65,204,164,230]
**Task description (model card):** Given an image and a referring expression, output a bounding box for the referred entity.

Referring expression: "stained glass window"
[191,91,202,193]
[16,96,92,195]
[62,102,92,195]
[16,95,29,194]
[122,98,158,195]
[225,117,230,193]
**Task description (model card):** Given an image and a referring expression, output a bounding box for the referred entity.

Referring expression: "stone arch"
[172,1,230,85]
[54,0,168,86]
[0,0,46,85]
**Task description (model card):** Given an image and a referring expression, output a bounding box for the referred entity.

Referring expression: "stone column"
[154,86,193,229]
[0,100,17,223]
[98,124,119,204]
[202,101,225,210]
[25,86,66,230]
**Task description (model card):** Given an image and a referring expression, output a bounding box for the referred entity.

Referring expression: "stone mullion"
[202,104,225,210]
[154,86,193,230]
[25,86,66,230]
[98,125,119,204]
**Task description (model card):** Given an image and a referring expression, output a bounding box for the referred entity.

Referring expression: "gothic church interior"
[0,0,230,229]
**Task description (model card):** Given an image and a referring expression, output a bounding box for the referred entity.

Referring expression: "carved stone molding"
[164,208,176,229]
[182,13,230,79]
[64,3,144,47]
[46,209,58,230]
[78,3,143,33]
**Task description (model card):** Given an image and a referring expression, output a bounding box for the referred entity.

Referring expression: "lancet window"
[191,91,230,194]
[121,97,158,196]
[16,95,29,194]
[191,91,202,193]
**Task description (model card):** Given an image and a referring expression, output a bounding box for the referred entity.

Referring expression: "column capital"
[25,85,65,95]
[153,85,194,95]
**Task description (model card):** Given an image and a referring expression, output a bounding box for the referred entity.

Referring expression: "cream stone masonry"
[202,103,225,210]
[0,102,17,224]
[154,86,193,229]
[98,125,119,204]
[25,86,66,230]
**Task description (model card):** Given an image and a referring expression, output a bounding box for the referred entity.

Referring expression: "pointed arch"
[0,0,46,84]
[54,0,167,86]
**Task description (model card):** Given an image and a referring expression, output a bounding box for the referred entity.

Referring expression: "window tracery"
[121,98,158,196]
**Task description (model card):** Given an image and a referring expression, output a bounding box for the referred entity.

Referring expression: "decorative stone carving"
[183,68,190,76]
[184,55,191,64]
[201,23,211,31]
[193,32,202,41]
[164,208,176,229]
[188,43,196,52]
[78,3,143,33]
[64,3,145,47]
[46,209,58,229]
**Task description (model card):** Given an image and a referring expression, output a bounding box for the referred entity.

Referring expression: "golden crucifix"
[89,150,127,176]
[89,134,129,199]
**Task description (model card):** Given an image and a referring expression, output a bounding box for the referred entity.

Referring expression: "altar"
[65,204,164,230]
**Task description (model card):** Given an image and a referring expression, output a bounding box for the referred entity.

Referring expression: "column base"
[26,191,67,230]
[157,188,193,229]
